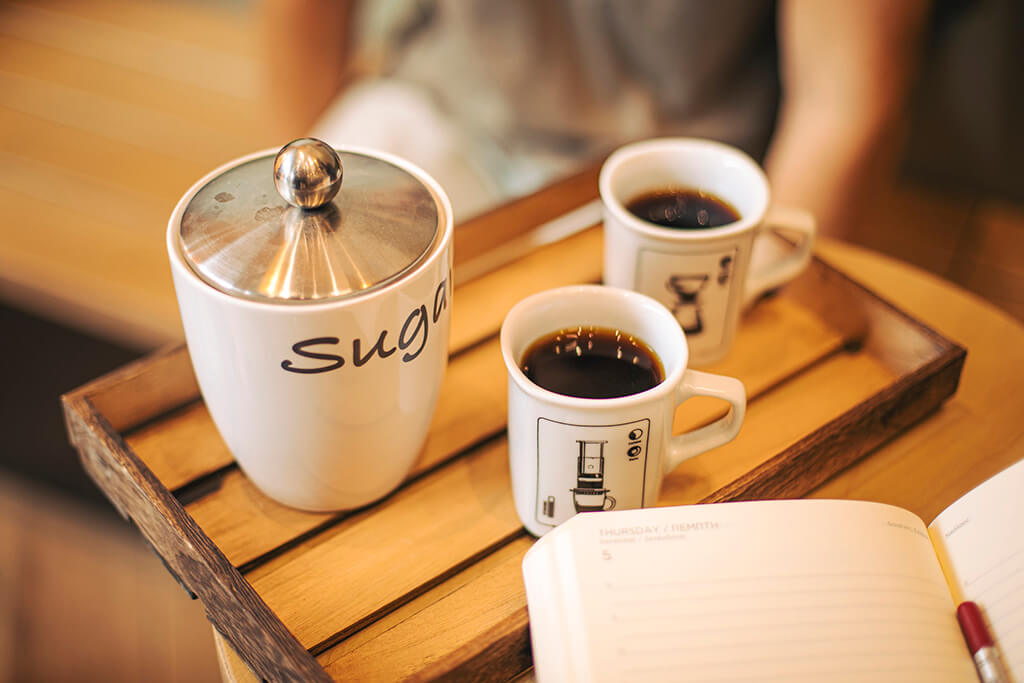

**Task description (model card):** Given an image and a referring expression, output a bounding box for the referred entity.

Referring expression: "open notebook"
[523,459,1023,682]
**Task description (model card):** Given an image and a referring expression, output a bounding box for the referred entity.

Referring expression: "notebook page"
[550,500,975,683]
[929,458,1024,680]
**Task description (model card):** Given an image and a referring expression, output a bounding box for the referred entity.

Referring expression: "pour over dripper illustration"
[570,440,616,512]
[666,274,710,335]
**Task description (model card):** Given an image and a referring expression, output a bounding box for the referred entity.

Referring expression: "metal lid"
[178,138,439,303]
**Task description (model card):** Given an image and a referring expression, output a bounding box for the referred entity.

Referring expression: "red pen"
[957,601,1010,683]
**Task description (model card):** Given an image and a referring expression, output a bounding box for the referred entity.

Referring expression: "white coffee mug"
[602,138,816,366]
[501,285,746,537]
[167,144,453,511]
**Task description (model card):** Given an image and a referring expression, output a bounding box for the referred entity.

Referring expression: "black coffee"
[626,188,740,229]
[520,326,664,399]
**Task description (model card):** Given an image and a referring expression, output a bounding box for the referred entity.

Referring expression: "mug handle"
[665,370,746,473]
[742,205,817,308]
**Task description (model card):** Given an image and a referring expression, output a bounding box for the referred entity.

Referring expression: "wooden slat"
[185,471,334,567]
[784,256,953,376]
[81,345,198,434]
[244,438,520,652]
[318,537,533,681]
[408,607,532,683]
[671,293,847,434]
[700,295,845,390]
[125,402,232,492]
[0,34,266,139]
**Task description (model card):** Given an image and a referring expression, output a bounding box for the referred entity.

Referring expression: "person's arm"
[763,0,932,239]
[259,0,357,139]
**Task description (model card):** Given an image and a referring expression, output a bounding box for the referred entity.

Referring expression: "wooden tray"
[62,173,965,682]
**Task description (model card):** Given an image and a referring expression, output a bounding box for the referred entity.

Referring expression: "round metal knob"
[273,138,343,209]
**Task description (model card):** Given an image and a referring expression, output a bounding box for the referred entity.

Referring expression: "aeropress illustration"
[570,440,616,512]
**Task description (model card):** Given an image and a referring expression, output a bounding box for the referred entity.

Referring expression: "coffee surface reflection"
[520,326,664,399]
[626,188,740,229]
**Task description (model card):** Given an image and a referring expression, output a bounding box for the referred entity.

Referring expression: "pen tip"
[957,601,994,653]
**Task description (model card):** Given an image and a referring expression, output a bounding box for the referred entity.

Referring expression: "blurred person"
[261,0,931,235]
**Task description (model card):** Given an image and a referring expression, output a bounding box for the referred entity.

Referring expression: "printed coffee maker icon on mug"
[570,440,616,512]
[666,274,709,335]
